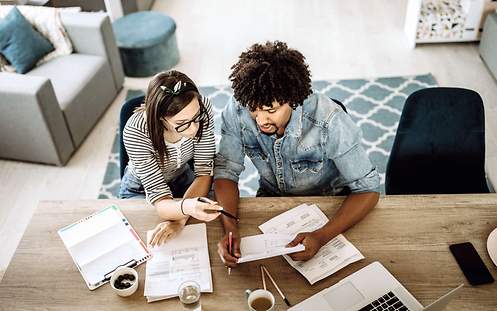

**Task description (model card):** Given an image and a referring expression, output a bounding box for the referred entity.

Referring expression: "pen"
[197,197,239,222]
[217,209,239,222]
[228,231,233,275]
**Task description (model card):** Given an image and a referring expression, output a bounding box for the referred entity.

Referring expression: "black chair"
[119,95,145,179]
[331,98,347,113]
[385,87,489,194]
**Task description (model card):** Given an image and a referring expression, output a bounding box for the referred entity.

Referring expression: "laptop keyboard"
[358,291,409,311]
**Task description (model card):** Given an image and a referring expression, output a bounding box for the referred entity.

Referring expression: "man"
[214,41,379,268]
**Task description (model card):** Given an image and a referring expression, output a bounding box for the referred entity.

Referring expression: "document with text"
[144,223,213,302]
[259,203,364,284]
[238,233,305,263]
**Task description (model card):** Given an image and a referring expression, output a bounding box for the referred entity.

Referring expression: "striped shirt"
[123,97,215,204]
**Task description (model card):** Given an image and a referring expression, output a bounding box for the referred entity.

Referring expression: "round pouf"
[113,12,180,77]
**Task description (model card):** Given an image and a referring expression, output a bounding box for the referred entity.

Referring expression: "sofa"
[0,11,124,165]
[480,12,497,82]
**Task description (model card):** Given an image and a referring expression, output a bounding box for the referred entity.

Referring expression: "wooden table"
[1,195,497,310]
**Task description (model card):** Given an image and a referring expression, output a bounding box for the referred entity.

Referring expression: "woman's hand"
[182,197,221,222]
[149,218,188,247]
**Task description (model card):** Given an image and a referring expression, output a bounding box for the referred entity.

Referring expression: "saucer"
[487,228,497,267]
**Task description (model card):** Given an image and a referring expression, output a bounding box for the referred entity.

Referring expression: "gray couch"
[0,12,124,165]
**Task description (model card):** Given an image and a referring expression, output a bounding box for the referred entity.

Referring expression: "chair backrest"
[119,95,145,179]
[385,87,489,195]
[330,98,347,113]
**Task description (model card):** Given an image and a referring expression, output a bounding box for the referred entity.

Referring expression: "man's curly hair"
[229,41,312,111]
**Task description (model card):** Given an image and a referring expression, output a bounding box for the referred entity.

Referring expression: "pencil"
[261,265,291,307]
[260,265,266,290]
[228,231,233,275]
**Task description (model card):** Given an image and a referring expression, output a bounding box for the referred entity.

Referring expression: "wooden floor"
[1,0,496,280]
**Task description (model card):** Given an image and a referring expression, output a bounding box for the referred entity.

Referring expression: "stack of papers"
[259,203,364,284]
[238,233,305,263]
[144,223,213,302]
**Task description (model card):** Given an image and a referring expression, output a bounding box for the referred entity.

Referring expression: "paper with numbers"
[259,203,364,284]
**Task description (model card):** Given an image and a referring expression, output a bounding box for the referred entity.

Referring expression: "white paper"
[237,233,305,263]
[144,223,213,303]
[259,203,364,284]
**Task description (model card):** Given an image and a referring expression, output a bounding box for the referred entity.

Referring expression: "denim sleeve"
[213,98,245,183]
[325,109,380,193]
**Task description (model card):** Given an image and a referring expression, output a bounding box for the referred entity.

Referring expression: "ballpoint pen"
[197,197,239,221]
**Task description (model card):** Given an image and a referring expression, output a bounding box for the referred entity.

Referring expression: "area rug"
[98,74,438,199]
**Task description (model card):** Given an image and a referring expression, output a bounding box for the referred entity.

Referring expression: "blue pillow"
[0,7,54,74]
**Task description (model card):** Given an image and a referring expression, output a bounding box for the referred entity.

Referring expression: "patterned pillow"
[0,54,15,72]
[0,5,81,68]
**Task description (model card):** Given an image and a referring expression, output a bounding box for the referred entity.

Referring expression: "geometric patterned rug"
[98,73,438,199]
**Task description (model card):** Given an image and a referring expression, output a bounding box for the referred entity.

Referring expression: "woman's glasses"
[163,107,207,133]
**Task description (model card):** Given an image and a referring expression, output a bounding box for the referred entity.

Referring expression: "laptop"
[288,262,464,311]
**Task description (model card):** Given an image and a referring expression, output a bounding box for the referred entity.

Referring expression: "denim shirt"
[214,93,380,196]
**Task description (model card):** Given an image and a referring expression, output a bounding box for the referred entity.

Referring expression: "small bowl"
[110,267,139,297]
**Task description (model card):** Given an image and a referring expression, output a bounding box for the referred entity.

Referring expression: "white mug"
[245,289,275,311]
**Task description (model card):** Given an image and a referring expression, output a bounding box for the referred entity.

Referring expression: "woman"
[120,70,221,246]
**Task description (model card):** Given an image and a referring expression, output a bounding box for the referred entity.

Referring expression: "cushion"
[27,53,116,146]
[0,54,14,72]
[27,53,107,109]
[0,5,80,67]
[113,11,176,48]
[0,7,54,73]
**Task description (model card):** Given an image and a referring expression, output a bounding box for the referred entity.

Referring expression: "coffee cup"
[245,289,275,311]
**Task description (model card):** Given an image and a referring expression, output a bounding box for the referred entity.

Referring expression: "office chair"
[385,87,490,194]
[331,98,347,113]
[119,95,145,179]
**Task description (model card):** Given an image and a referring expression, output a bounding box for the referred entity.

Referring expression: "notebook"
[58,205,151,290]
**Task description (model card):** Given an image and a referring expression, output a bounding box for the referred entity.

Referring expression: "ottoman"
[113,11,180,77]
[480,12,497,81]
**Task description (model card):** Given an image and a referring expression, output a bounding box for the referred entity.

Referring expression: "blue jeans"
[119,165,195,200]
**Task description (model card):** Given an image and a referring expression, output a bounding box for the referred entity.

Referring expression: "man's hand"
[217,231,241,268]
[286,231,324,261]
[149,218,187,247]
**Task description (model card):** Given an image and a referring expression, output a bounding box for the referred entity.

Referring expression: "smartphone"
[449,242,494,285]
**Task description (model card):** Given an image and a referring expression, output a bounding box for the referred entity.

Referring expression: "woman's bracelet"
[180,198,187,215]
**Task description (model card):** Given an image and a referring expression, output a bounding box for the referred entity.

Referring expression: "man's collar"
[283,105,303,137]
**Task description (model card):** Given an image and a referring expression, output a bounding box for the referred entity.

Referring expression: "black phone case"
[449,242,494,286]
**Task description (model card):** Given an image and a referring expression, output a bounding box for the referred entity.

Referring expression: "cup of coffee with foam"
[245,289,275,311]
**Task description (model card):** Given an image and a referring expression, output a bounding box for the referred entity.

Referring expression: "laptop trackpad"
[323,282,365,311]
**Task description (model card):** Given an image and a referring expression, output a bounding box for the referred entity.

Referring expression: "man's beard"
[259,124,277,135]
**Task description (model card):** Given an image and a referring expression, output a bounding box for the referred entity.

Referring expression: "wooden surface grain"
[1,195,497,310]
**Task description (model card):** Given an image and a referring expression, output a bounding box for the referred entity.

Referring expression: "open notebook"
[58,205,151,290]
